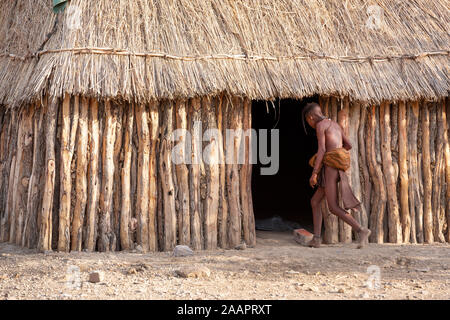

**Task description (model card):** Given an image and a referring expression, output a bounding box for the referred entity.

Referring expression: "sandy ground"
[0,230,449,300]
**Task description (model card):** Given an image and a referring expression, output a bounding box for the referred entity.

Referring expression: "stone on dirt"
[175,266,211,279]
[293,229,313,246]
[173,245,194,257]
[234,242,247,250]
[89,271,104,283]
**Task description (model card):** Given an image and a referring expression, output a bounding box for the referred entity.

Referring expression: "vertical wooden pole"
[407,102,420,243]
[12,106,34,245]
[202,98,220,250]
[23,106,44,248]
[148,102,159,251]
[189,98,202,250]
[358,105,370,228]
[120,103,134,250]
[380,102,402,243]
[38,96,58,252]
[135,104,150,252]
[443,99,450,243]
[112,106,123,249]
[367,105,386,243]
[246,98,256,247]
[175,100,191,246]
[227,96,243,248]
[58,95,79,252]
[337,98,352,243]
[327,97,339,242]
[217,94,229,248]
[398,101,410,242]
[240,98,252,246]
[349,101,363,237]
[98,101,117,252]
[421,103,434,243]
[71,97,89,251]
[160,101,177,251]
[85,99,100,251]
[432,102,445,242]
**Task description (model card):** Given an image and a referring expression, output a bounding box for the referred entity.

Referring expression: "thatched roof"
[0,0,448,107]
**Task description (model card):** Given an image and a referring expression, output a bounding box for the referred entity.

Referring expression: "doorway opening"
[251,97,320,234]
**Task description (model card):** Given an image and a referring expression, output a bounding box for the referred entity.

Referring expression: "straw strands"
[0,0,449,107]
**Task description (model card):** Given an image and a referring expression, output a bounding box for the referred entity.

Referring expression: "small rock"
[338,288,345,294]
[175,266,211,279]
[234,242,247,250]
[293,229,313,246]
[134,245,144,253]
[173,245,194,257]
[415,267,430,273]
[127,268,137,275]
[88,271,104,283]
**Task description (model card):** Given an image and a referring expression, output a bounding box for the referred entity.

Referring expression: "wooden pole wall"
[0,96,448,251]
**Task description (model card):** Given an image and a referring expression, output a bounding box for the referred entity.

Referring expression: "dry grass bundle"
[0,0,448,107]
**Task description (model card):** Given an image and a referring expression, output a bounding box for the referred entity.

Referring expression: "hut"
[0,0,448,252]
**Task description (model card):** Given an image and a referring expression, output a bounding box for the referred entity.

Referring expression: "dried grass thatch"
[0,0,449,107]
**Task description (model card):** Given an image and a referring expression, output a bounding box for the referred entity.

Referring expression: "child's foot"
[307,236,321,248]
[357,228,371,249]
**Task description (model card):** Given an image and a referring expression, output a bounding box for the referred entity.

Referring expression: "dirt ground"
[0,230,448,300]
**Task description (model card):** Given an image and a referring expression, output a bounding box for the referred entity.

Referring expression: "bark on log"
[380,102,402,243]
[148,102,159,251]
[367,105,386,243]
[85,99,100,251]
[226,97,243,248]
[58,95,79,251]
[407,102,419,243]
[23,106,44,248]
[135,104,150,252]
[11,106,34,245]
[443,100,450,243]
[217,94,229,248]
[337,98,352,243]
[38,97,58,252]
[398,101,410,243]
[71,97,89,251]
[120,104,134,250]
[98,101,117,252]
[189,98,203,250]
[160,101,177,251]
[112,106,124,249]
[421,103,434,243]
[175,100,191,246]
[358,105,370,228]
[245,98,256,247]
[432,102,445,242]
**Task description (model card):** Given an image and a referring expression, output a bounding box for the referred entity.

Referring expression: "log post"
[160,101,177,251]
[135,104,150,252]
[443,100,450,243]
[71,97,89,251]
[85,99,100,251]
[120,104,134,250]
[58,95,79,252]
[407,102,419,243]
[202,97,220,250]
[245,98,256,247]
[398,101,410,242]
[367,105,386,243]
[337,98,352,243]
[421,103,434,243]
[226,96,243,248]
[112,106,124,249]
[11,106,34,245]
[380,102,402,243]
[148,102,159,251]
[38,96,58,252]
[98,101,117,252]
[217,94,229,248]
[23,106,45,248]
[358,105,370,228]
[432,102,445,242]
[189,98,203,250]
[175,100,191,246]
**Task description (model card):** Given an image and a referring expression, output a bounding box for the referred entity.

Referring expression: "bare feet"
[357,228,371,249]
[307,236,321,248]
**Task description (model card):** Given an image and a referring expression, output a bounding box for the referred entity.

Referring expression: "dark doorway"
[251,97,319,232]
